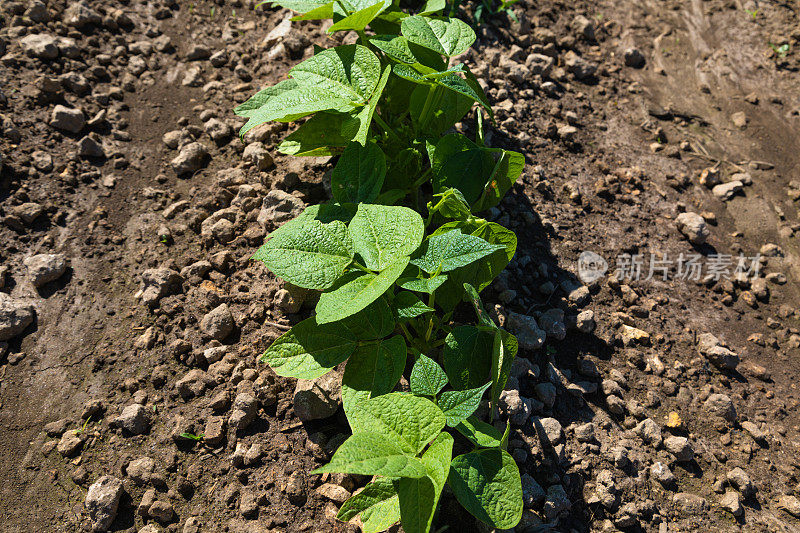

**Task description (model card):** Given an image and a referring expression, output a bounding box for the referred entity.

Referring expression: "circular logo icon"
[577,251,608,284]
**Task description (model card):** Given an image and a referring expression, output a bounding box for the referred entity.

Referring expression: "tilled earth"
[2,0,800,532]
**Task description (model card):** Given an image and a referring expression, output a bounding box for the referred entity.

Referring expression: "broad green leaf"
[234,79,300,118]
[396,274,448,294]
[472,149,525,212]
[277,111,356,156]
[442,326,494,390]
[291,1,334,20]
[316,257,409,323]
[431,134,496,205]
[491,329,517,419]
[313,432,428,477]
[393,291,434,320]
[411,229,504,275]
[384,147,423,190]
[329,0,387,32]
[348,392,446,455]
[409,354,448,396]
[294,202,358,225]
[352,64,391,145]
[271,0,331,12]
[341,297,394,339]
[369,35,417,64]
[438,382,491,427]
[455,416,505,448]
[239,86,355,137]
[428,188,470,220]
[410,81,473,136]
[436,74,492,115]
[332,142,387,203]
[401,15,476,56]
[348,204,424,272]
[374,188,407,205]
[261,316,357,379]
[337,478,400,533]
[395,432,454,533]
[393,63,427,84]
[448,449,523,528]
[253,219,354,290]
[290,44,381,104]
[419,0,446,15]
[341,336,407,417]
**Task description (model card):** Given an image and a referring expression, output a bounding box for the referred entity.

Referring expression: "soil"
[1,0,800,532]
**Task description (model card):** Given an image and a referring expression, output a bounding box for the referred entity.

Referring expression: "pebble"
[672,492,709,515]
[675,212,709,245]
[741,420,767,443]
[634,418,662,448]
[720,491,743,517]
[704,393,737,422]
[543,484,571,520]
[114,404,151,435]
[50,105,85,133]
[257,190,304,227]
[126,457,155,485]
[500,389,532,426]
[315,483,351,504]
[778,495,800,517]
[229,393,258,431]
[726,467,755,498]
[294,372,341,421]
[534,417,563,445]
[200,303,234,340]
[506,312,546,350]
[20,34,59,60]
[574,422,595,442]
[521,474,546,507]
[136,268,183,307]
[712,180,743,201]
[624,48,646,68]
[575,309,595,333]
[243,142,274,170]
[696,332,739,371]
[650,462,676,487]
[170,142,209,176]
[663,435,694,462]
[0,293,35,341]
[85,476,124,532]
[57,429,84,457]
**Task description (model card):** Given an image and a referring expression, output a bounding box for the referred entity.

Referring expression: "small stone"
[543,485,571,520]
[727,467,755,498]
[176,369,212,399]
[57,429,84,457]
[778,495,800,518]
[635,418,663,448]
[24,254,67,287]
[294,372,341,421]
[137,268,183,308]
[64,2,102,28]
[500,389,532,426]
[664,436,694,462]
[126,457,155,485]
[731,111,748,128]
[114,404,151,435]
[20,34,59,60]
[704,393,736,422]
[170,142,209,176]
[650,462,676,487]
[239,489,259,518]
[675,212,709,245]
[506,312,546,350]
[535,417,563,445]
[257,190,304,227]
[243,142,274,170]
[203,416,226,447]
[521,474,546,508]
[673,493,709,515]
[229,393,258,431]
[624,48,646,68]
[315,483,351,504]
[186,45,211,61]
[712,180,743,201]
[576,309,595,333]
[148,500,174,523]
[696,332,739,371]
[574,422,595,442]
[200,304,234,340]
[741,420,767,443]
[85,476,124,532]
[50,105,85,133]
[0,293,35,341]
[720,492,742,517]
[285,471,307,505]
[78,136,105,158]
[205,118,232,144]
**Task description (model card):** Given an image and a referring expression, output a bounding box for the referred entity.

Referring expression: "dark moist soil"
[2,0,800,532]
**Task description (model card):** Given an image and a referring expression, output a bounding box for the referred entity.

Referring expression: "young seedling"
[237,1,527,530]
[179,432,204,442]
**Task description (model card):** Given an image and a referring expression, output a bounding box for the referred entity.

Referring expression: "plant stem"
[373,113,402,142]
[351,262,372,273]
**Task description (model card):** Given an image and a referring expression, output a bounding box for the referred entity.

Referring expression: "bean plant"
[236,0,526,530]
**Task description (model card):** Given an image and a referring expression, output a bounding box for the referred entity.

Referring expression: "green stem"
[418,85,437,131]
[351,261,372,273]
[373,113,402,142]
[399,322,414,343]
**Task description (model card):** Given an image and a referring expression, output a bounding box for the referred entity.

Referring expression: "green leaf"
[455,416,505,448]
[253,219,354,290]
[419,0,446,15]
[329,0,387,32]
[438,382,491,427]
[393,291,434,320]
[369,35,417,64]
[491,328,517,419]
[409,354,448,396]
[234,79,300,118]
[448,449,523,528]
[239,86,355,137]
[341,296,394,339]
[395,432,454,533]
[431,134,497,205]
[332,142,387,203]
[442,326,494,390]
[316,257,409,323]
[290,44,381,104]
[435,74,492,115]
[463,282,495,329]
[409,82,473,136]
[341,336,407,417]
[348,204,424,272]
[261,316,357,379]
[401,15,476,56]
[428,188,471,220]
[348,392,445,455]
[392,63,428,84]
[291,1,334,20]
[472,149,525,212]
[277,111,356,156]
[352,64,391,145]
[313,432,428,477]
[271,0,331,12]
[396,274,448,294]
[337,478,400,533]
[411,229,504,275]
